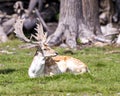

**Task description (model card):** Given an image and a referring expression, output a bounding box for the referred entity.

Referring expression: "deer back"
[45,56,89,76]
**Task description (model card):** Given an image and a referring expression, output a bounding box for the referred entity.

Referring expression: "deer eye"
[43,48,47,51]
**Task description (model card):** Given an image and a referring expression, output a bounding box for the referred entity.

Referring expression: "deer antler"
[34,19,47,43]
[14,18,47,44]
[14,18,31,42]
[34,24,47,43]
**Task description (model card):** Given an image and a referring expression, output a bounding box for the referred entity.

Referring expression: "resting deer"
[14,18,89,78]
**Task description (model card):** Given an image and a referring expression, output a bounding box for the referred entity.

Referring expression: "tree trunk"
[99,0,114,25]
[79,0,102,43]
[28,0,43,15]
[48,0,102,49]
[0,26,8,43]
[47,0,81,48]
[116,34,120,45]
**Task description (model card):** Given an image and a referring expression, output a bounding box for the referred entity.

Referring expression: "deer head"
[14,18,58,57]
[14,18,58,78]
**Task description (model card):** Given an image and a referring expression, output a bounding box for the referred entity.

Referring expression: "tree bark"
[99,0,114,24]
[47,0,102,49]
[0,26,8,43]
[79,0,102,43]
[28,0,44,16]
[47,0,81,48]
[116,34,120,45]
[84,0,101,35]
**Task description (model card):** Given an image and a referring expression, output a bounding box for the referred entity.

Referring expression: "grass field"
[0,40,120,96]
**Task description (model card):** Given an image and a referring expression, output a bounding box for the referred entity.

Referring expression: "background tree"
[48,0,104,49]
[0,0,119,45]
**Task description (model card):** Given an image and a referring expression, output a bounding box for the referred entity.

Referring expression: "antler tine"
[34,22,47,43]
[14,18,31,42]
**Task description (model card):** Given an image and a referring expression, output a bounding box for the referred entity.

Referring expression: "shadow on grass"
[96,63,106,67]
[0,68,16,74]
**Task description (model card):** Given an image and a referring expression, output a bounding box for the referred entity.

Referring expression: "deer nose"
[55,52,58,55]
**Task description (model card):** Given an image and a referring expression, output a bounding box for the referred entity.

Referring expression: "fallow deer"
[14,18,89,78]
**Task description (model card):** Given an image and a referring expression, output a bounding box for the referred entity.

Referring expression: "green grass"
[0,39,120,96]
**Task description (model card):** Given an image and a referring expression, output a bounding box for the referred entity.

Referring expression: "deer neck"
[28,50,46,78]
